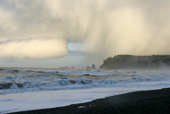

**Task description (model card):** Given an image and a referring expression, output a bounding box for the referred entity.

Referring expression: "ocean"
[0,67,170,113]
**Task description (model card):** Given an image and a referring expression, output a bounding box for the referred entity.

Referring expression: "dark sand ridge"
[9,88,170,114]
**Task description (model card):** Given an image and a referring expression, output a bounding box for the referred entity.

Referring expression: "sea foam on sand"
[1,69,170,113]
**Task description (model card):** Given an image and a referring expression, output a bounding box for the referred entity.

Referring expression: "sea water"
[0,67,170,113]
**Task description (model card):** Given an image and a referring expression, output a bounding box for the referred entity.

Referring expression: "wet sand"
[9,88,170,114]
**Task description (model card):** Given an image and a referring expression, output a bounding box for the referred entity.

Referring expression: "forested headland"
[100,55,170,69]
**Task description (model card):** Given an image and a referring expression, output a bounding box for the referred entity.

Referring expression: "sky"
[0,0,170,68]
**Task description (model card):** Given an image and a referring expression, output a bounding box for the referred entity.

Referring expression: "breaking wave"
[1,68,170,94]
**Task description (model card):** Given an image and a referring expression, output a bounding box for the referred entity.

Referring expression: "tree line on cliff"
[100,55,170,69]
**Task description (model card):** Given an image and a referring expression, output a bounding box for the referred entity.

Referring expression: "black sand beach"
[9,88,170,114]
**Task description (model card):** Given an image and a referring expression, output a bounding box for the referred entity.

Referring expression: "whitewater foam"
[1,69,170,94]
[1,68,170,113]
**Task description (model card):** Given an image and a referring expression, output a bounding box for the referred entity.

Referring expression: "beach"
[9,88,170,114]
[1,69,170,113]
[1,0,170,113]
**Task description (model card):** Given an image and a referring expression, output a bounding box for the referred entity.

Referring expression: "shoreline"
[9,88,170,114]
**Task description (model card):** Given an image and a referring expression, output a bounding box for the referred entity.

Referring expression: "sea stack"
[91,64,96,70]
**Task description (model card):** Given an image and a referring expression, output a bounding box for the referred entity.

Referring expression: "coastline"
[9,88,170,114]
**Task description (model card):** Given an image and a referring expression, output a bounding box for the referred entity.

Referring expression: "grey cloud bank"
[0,0,170,67]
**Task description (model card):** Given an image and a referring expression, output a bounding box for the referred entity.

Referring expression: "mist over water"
[0,0,170,67]
[1,67,170,113]
[1,1,170,113]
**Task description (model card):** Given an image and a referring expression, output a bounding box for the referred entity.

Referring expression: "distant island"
[100,55,170,69]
